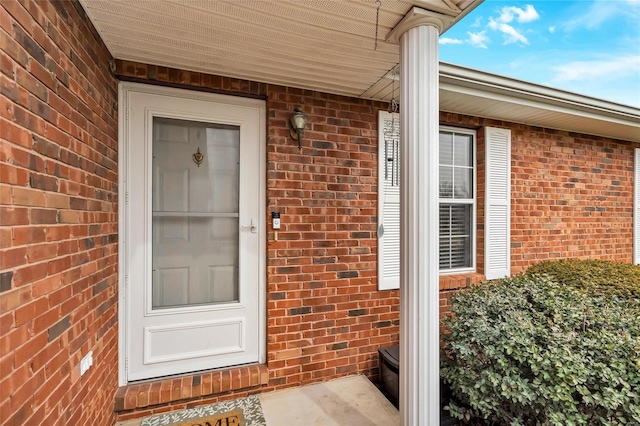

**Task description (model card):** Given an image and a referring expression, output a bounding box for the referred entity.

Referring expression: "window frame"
[438,126,477,275]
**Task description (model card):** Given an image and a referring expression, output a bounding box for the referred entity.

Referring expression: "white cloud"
[467,31,489,49]
[563,2,617,31]
[488,19,529,45]
[545,55,640,107]
[439,37,464,45]
[551,55,640,83]
[485,4,538,45]
[563,0,640,32]
[498,5,540,24]
[439,32,489,48]
[548,26,556,34]
[470,16,483,28]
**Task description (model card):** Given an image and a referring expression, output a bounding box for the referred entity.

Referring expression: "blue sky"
[439,0,640,107]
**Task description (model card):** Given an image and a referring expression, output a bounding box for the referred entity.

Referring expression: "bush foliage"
[525,259,640,299]
[441,272,640,425]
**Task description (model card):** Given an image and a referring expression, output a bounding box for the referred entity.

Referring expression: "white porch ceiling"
[80,0,640,142]
[79,0,478,100]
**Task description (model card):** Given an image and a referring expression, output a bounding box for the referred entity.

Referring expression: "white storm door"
[122,84,265,382]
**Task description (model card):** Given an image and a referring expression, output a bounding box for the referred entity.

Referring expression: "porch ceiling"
[79,0,479,101]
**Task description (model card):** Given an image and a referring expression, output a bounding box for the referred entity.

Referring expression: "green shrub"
[441,275,640,425]
[525,259,640,299]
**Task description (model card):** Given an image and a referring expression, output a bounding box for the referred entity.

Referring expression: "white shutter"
[634,149,640,265]
[378,110,400,290]
[484,127,511,280]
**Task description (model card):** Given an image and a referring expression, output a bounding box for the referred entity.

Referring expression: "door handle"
[241,219,257,233]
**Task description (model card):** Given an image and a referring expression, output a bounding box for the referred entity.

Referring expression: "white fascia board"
[440,0,484,34]
[439,81,640,130]
[440,83,640,143]
[439,62,640,123]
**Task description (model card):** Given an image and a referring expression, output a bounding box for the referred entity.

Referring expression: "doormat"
[141,395,266,426]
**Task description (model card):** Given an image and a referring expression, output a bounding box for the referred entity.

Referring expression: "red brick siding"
[509,128,636,273]
[476,126,486,275]
[265,88,396,388]
[1,1,118,425]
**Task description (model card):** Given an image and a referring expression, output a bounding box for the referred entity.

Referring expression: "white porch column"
[388,8,451,426]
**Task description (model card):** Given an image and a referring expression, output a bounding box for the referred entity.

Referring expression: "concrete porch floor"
[116,375,400,426]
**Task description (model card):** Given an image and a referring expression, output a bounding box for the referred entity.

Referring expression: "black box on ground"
[378,345,399,408]
[378,344,458,425]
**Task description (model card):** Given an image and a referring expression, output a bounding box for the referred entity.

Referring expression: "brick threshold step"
[115,364,269,417]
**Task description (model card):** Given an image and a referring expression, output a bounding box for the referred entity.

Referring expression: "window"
[378,112,512,289]
[439,129,475,272]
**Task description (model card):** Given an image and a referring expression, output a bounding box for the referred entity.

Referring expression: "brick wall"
[265,86,397,387]
[1,1,118,425]
[509,127,636,273]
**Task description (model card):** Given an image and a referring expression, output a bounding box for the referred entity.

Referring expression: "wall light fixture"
[289,107,307,150]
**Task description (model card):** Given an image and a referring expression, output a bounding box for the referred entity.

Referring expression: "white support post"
[387,7,449,426]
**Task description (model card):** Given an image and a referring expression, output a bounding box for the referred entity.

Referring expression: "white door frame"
[117,82,266,385]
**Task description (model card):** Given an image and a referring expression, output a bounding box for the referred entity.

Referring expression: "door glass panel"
[152,117,240,309]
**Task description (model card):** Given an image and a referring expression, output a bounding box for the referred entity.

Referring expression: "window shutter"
[635,149,640,265]
[484,127,511,280]
[378,110,400,290]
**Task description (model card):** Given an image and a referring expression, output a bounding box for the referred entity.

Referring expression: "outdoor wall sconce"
[290,107,307,150]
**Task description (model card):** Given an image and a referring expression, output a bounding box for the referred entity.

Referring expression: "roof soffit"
[79,0,480,99]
